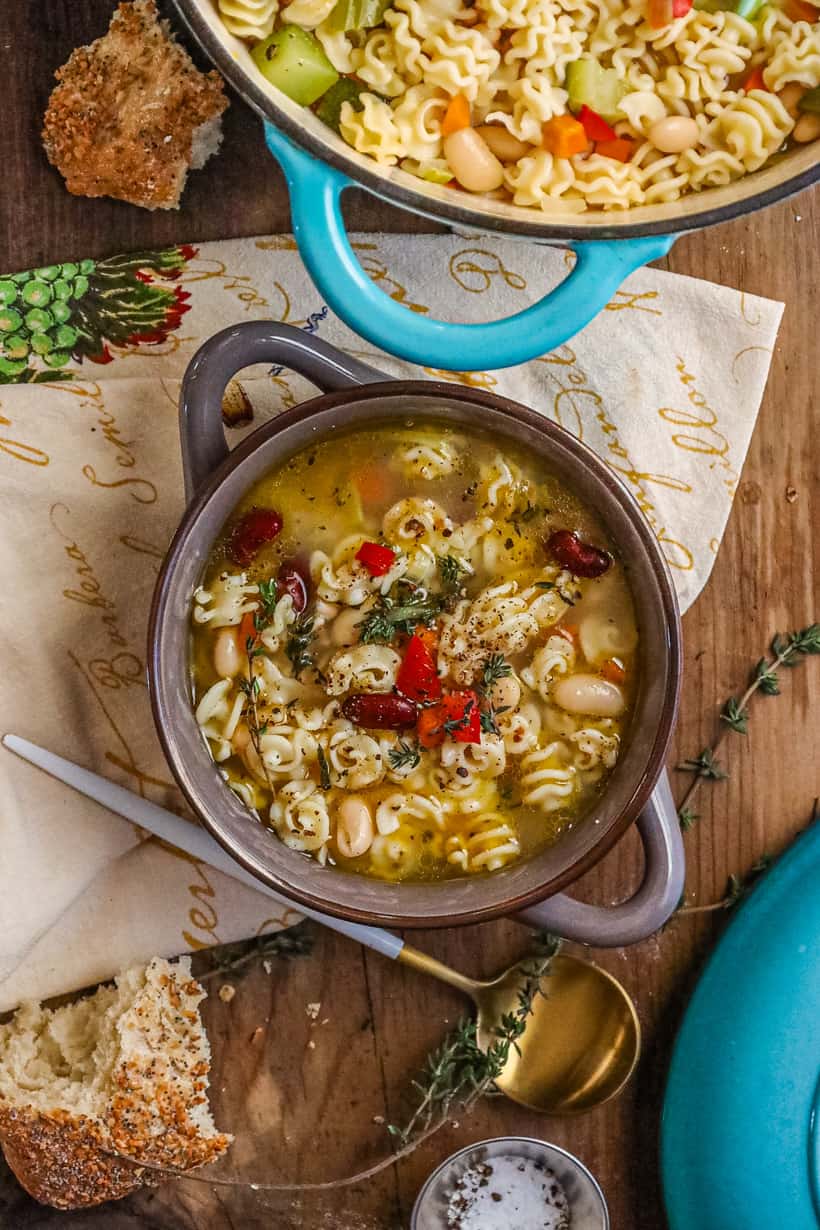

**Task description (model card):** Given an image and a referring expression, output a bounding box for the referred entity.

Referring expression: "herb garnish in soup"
[191,425,638,882]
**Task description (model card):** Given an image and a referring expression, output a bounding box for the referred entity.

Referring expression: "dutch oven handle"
[264,123,675,374]
[516,770,686,946]
[179,322,388,501]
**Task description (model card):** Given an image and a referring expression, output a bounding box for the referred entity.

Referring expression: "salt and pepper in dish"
[412,1137,609,1230]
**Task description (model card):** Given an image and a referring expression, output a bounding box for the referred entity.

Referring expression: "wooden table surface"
[1,4,818,1228]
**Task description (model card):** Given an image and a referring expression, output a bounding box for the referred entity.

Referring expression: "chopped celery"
[325,0,391,32]
[566,58,629,123]
[799,86,820,114]
[400,158,453,184]
[734,0,766,18]
[251,26,339,106]
[315,78,367,131]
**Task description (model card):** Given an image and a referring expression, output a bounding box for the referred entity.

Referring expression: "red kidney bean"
[341,693,418,730]
[228,507,283,566]
[277,558,310,613]
[546,529,611,578]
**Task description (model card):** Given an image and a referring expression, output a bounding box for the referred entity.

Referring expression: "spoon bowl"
[398,948,640,1114]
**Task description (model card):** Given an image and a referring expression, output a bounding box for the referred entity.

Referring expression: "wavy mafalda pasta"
[191,426,639,880]
[219,0,278,38]
[230,0,816,212]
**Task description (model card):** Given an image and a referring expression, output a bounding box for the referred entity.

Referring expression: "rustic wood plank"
[1,2,817,1228]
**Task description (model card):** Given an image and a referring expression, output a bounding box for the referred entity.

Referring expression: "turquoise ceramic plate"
[662,818,820,1230]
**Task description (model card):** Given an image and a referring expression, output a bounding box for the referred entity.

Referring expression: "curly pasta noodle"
[270,781,332,859]
[445,813,520,871]
[400,440,458,480]
[219,0,278,38]
[520,741,578,811]
[193,573,258,627]
[764,21,820,89]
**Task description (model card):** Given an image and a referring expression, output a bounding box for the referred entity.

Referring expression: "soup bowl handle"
[516,771,685,946]
[179,322,388,501]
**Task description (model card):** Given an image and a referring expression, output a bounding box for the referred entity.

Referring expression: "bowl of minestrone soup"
[148,323,684,943]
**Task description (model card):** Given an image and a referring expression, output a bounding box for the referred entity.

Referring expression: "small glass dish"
[411,1136,609,1230]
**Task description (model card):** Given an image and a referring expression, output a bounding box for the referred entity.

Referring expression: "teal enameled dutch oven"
[662,816,820,1230]
[174,0,819,371]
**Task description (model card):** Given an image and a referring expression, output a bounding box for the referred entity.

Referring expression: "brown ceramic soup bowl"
[149,323,684,944]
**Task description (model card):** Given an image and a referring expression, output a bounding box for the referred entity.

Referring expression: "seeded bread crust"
[0,1107,158,1210]
[42,0,228,210]
[0,958,232,1210]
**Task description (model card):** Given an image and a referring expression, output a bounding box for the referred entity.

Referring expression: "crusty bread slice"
[42,0,228,210]
[0,957,231,1209]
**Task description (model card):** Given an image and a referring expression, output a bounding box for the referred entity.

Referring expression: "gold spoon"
[398,945,640,1113]
[4,734,641,1115]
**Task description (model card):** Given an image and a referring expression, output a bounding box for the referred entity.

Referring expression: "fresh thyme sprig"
[197,920,314,982]
[285,612,316,678]
[478,654,512,697]
[388,934,559,1147]
[359,585,444,644]
[437,553,470,591]
[255,578,279,627]
[478,655,512,734]
[676,623,819,829]
[388,738,421,772]
[677,857,773,916]
[317,745,332,790]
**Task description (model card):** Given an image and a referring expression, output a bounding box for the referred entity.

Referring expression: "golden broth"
[190,423,638,882]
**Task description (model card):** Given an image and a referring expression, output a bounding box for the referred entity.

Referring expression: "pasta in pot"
[190,423,639,882]
[219,0,820,212]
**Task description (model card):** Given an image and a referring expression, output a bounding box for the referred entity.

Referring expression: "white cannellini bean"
[489,673,521,711]
[648,116,699,154]
[793,111,820,144]
[336,796,375,859]
[475,125,532,163]
[331,605,364,646]
[443,128,505,193]
[777,83,806,119]
[553,673,626,717]
[213,627,242,678]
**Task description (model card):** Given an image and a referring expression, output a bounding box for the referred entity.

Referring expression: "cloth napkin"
[0,234,782,1011]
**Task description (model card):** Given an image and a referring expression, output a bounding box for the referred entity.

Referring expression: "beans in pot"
[546,529,612,578]
[341,693,418,730]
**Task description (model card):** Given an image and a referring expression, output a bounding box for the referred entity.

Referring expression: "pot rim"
[149,381,681,927]
[176,0,820,242]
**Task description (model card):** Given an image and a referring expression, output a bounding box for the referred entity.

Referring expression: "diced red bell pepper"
[355,540,396,577]
[742,65,769,93]
[578,105,617,143]
[417,706,447,748]
[595,137,635,163]
[396,634,442,703]
[672,0,693,16]
[417,689,481,747]
[442,690,481,744]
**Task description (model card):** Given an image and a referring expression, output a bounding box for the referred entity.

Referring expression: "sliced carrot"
[557,624,579,648]
[354,465,395,507]
[595,137,635,163]
[441,93,471,136]
[785,0,817,21]
[742,65,769,93]
[542,115,589,158]
[601,657,626,685]
[239,611,257,647]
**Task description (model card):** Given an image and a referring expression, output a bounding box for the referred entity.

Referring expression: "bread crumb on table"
[218,984,236,1004]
